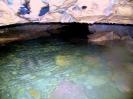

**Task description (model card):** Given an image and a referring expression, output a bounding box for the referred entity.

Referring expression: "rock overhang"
[0,0,133,26]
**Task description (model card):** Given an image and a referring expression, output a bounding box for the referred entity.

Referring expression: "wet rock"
[0,24,64,45]
[88,24,133,38]
[88,31,121,45]
[88,24,133,45]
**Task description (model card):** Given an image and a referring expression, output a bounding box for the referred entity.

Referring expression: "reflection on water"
[0,38,133,99]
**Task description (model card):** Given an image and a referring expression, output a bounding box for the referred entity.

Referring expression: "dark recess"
[0,23,133,45]
[54,23,89,39]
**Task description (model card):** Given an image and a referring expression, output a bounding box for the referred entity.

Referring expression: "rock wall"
[0,0,133,25]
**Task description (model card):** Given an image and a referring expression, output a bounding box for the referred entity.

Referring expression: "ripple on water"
[0,38,133,99]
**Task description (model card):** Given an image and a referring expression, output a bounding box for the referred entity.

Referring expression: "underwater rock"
[49,80,88,99]
[125,39,133,53]
[126,63,133,73]
[55,55,69,66]
[111,70,133,94]
[86,75,108,86]
[28,88,41,98]
[55,55,74,69]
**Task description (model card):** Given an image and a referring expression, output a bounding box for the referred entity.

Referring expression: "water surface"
[0,38,133,99]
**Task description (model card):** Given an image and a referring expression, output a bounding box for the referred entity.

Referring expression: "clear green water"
[0,38,133,99]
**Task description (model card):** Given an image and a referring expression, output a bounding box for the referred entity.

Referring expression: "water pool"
[0,38,133,99]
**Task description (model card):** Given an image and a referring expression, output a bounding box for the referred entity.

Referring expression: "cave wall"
[0,0,133,26]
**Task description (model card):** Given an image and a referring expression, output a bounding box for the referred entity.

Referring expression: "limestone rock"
[0,0,133,25]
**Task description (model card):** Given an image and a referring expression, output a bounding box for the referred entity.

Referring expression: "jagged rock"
[88,24,133,45]
[88,24,133,37]
[0,0,133,25]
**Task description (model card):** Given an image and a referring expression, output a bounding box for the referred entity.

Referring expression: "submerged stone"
[49,80,88,99]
